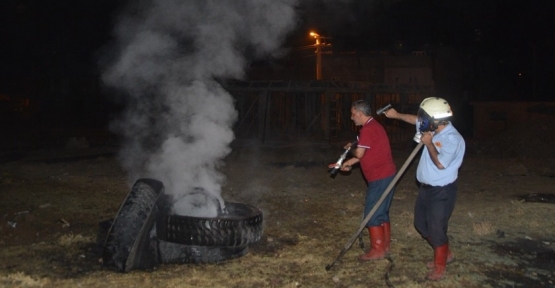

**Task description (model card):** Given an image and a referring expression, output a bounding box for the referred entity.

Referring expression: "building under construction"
[224,80,435,147]
[224,44,438,146]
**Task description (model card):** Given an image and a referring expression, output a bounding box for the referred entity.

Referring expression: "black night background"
[1,0,554,146]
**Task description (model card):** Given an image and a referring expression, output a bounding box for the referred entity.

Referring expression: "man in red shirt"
[330,100,397,260]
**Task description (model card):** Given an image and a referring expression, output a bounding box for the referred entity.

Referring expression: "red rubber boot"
[427,244,448,281]
[427,247,454,268]
[359,226,386,261]
[382,222,391,254]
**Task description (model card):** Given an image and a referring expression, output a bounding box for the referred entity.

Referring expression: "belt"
[420,182,454,188]
[420,183,437,188]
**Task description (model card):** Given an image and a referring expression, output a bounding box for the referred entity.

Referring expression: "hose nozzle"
[329,141,357,178]
[376,104,392,115]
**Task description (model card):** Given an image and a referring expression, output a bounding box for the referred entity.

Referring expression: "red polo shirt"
[357,118,396,181]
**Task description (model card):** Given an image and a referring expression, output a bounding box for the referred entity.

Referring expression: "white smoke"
[102,0,298,217]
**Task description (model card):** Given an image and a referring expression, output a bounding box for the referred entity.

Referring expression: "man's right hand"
[341,164,352,171]
[383,108,399,119]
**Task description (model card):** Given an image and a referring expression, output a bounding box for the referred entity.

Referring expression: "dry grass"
[0,272,50,288]
[1,145,555,287]
[472,221,494,236]
[57,233,95,247]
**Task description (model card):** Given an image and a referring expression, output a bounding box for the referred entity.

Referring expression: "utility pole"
[310,32,332,80]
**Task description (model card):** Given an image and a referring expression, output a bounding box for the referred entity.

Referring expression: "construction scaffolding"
[224,80,435,147]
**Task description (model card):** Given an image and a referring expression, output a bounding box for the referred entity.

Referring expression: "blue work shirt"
[416,122,465,186]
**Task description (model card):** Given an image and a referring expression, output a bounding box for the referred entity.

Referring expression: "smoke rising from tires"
[101,0,298,217]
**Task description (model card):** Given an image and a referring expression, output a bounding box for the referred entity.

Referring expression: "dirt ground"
[1,127,555,288]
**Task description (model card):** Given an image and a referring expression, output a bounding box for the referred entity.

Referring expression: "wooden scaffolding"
[224,80,435,147]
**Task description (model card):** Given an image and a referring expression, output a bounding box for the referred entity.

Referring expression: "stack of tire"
[101,178,264,272]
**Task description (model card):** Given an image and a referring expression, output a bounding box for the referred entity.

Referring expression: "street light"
[309,32,332,80]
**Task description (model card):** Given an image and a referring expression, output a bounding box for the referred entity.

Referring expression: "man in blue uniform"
[384,97,465,281]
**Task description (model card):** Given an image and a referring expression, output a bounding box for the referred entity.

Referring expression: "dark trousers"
[414,182,457,248]
[364,175,396,227]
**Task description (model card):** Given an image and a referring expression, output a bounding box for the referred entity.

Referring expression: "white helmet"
[417,97,452,132]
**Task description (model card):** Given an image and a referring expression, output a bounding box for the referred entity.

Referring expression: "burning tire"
[156,201,263,264]
[157,202,264,247]
[100,180,264,269]
[102,178,165,272]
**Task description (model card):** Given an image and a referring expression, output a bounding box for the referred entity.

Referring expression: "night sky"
[1,0,554,99]
[0,0,119,77]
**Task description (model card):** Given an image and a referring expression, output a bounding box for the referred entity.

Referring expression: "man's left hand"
[421,131,434,144]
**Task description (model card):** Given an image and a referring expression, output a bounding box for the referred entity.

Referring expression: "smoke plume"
[101,0,298,217]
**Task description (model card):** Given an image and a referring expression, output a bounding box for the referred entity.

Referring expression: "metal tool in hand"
[325,141,425,271]
[329,141,358,178]
[376,104,392,115]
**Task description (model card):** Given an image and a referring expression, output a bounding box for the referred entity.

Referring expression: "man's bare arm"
[383,108,418,125]
[421,132,444,169]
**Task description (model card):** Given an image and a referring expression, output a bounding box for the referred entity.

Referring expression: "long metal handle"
[325,142,424,271]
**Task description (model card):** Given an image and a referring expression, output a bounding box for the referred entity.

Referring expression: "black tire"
[157,202,263,247]
[102,178,165,272]
[158,240,249,264]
